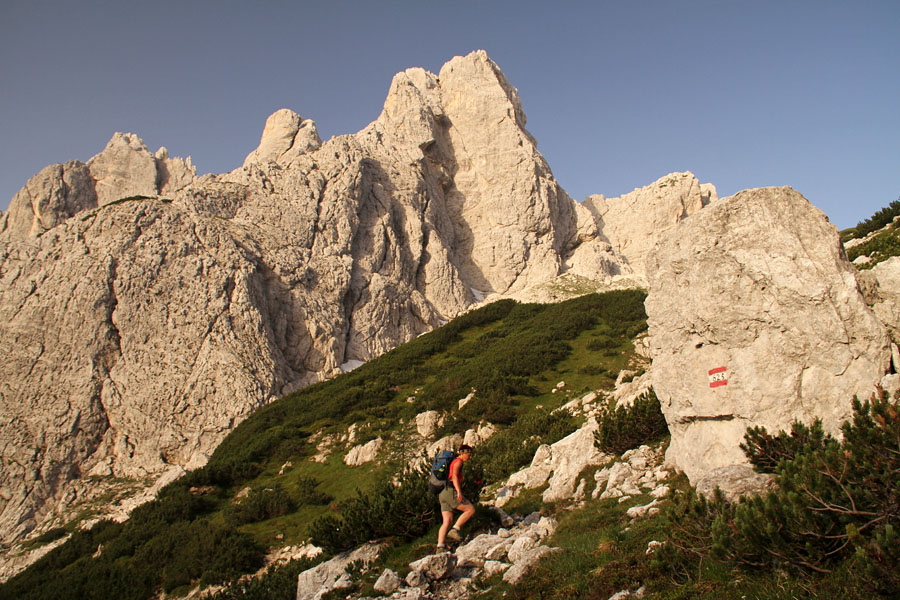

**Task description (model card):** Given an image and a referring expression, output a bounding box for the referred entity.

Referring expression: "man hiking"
[437,444,476,549]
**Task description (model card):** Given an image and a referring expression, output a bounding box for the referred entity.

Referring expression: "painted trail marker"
[708,366,728,388]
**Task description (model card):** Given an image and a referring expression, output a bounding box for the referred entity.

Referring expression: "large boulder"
[503,418,609,504]
[646,187,891,484]
[296,542,382,600]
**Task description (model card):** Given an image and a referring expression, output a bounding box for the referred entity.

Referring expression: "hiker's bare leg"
[453,502,475,530]
[438,510,454,545]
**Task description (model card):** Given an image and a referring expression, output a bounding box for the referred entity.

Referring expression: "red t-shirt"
[448,456,464,487]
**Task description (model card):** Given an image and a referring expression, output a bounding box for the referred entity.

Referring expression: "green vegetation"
[840,197,900,268]
[0,290,648,600]
[845,226,900,268]
[656,390,900,597]
[594,390,669,454]
[207,554,326,600]
[6,281,896,599]
[841,198,900,242]
[465,391,899,600]
[308,464,447,554]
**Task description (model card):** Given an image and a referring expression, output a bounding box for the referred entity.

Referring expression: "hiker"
[437,444,476,548]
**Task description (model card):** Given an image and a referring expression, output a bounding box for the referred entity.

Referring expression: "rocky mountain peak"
[3,49,895,582]
[243,108,322,167]
[0,51,607,559]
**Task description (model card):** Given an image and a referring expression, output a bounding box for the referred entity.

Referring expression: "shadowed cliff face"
[0,50,632,558]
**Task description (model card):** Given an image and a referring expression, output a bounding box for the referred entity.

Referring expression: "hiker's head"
[458,444,473,461]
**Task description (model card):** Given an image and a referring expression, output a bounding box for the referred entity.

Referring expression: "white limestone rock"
[463,422,496,446]
[542,419,609,503]
[646,187,891,485]
[502,546,561,585]
[415,410,444,438]
[427,434,464,457]
[243,109,321,167]
[626,499,661,519]
[373,569,403,594]
[409,551,457,581]
[502,418,609,504]
[296,543,381,600]
[87,132,159,207]
[859,256,900,342]
[458,390,476,410]
[455,533,509,567]
[344,437,384,466]
[482,560,510,578]
[506,534,539,564]
[695,464,775,503]
[583,171,713,281]
[613,371,653,408]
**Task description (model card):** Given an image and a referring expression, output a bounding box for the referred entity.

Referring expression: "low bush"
[308,464,442,553]
[587,335,620,351]
[593,391,669,454]
[846,228,900,268]
[847,198,900,240]
[34,527,68,545]
[739,418,831,473]
[659,390,900,596]
[578,364,606,376]
[207,554,325,600]
[224,485,294,527]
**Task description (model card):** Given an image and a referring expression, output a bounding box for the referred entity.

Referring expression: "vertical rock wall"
[646,187,891,483]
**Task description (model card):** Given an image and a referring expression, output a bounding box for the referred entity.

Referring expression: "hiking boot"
[447,528,462,542]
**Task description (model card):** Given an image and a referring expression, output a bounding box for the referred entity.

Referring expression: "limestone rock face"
[154,147,196,197]
[646,187,891,483]
[243,109,322,167]
[295,543,382,600]
[2,161,97,239]
[0,51,620,559]
[1,135,195,244]
[87,133,160,207]
[431,51,580,295]
[859,256,900,342]
[583,172,714,281]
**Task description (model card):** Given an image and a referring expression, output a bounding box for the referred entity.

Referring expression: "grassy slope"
[0,290,648,600]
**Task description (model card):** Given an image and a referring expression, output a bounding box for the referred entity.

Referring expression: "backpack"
[428,450,456,494]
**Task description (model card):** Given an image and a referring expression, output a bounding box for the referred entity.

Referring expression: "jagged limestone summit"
[0,49,894,583]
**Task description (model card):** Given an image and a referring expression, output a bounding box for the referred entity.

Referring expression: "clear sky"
[1,0,897,229]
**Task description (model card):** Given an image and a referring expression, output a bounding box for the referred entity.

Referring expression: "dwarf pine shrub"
[660,390,900,596]
[593,391,669,455]
[308,464,442,553]
[739,418,831,473]
[224,485,294,527]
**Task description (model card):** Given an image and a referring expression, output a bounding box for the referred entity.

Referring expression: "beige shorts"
[438,485,470,513]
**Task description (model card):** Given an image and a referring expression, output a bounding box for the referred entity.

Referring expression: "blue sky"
[1,1,897,229]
